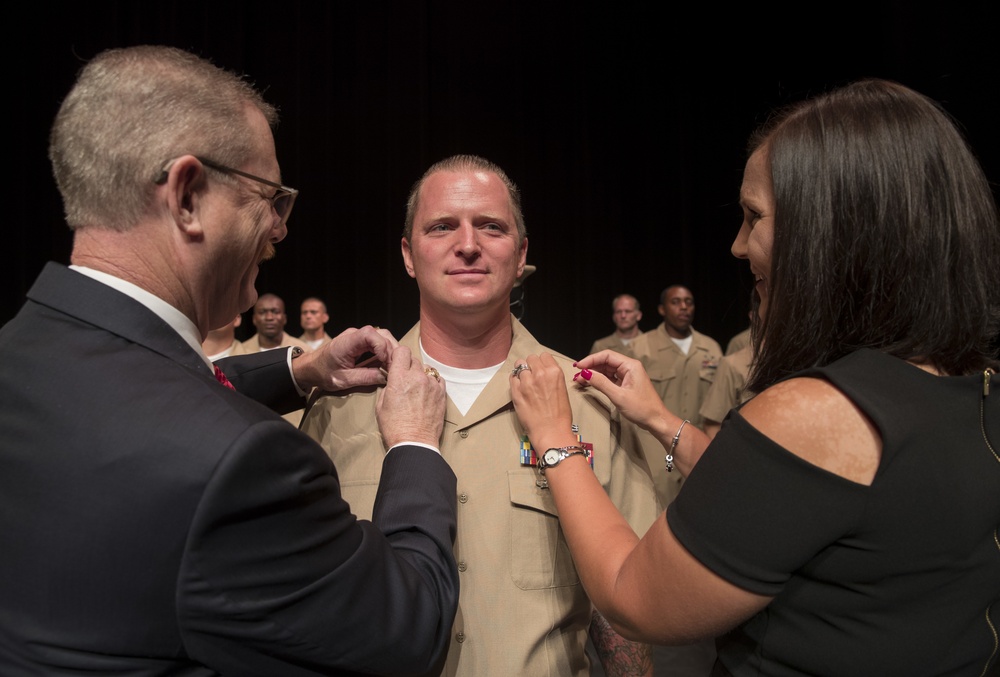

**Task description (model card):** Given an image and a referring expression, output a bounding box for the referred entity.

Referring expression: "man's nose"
[731,224,749,259]
[455,223,480,255]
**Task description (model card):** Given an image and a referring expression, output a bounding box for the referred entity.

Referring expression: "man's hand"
[376,346,446,449]
[291,326,398,392]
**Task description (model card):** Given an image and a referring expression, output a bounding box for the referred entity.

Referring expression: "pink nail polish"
[580,368,592,381]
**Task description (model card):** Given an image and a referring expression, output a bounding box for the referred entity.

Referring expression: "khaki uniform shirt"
[300,333,332,351]
[241,331,311,354]
[301,317,660,677]
[725,327,751,356]
[588,333,638,358]
[205,339,246,362]
[631,325,722,506]
[242,332,312,426]
[699,344,754,425]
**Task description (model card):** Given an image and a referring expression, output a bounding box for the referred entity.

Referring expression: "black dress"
[667,349,1000,676]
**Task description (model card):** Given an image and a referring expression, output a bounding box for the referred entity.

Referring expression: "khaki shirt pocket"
[698,360,719,383]
[644,360,676,383]
[507,469,580,590]
[644,364,676,401]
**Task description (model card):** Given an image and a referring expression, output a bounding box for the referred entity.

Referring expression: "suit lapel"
[27,263,213,379]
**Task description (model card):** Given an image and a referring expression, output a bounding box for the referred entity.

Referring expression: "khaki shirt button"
[458,561,467,572]
[459,430,469,438]
[456,632,466,643]
[458,493,468,503]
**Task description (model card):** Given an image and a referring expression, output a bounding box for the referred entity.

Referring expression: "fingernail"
[580,368,592,381]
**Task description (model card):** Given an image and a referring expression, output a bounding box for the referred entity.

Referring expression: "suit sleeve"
[215,349,305,415]
[177,420,458,676]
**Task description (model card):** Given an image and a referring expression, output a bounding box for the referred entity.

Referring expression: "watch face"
[542,449,562,467]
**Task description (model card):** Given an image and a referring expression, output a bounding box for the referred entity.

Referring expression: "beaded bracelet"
[666,419,690,473]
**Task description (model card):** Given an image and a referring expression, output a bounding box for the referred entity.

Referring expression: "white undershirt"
[420,342,504,416]
[671,334,693,355]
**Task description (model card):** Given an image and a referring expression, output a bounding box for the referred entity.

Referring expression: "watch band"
[538,445,587,474]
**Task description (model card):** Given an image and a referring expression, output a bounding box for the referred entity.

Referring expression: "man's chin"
[237,284,258,314]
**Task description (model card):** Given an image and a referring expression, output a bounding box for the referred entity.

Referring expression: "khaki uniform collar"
[400,315,544,427]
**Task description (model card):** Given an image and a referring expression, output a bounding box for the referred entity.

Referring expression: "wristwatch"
[538,445,587,473]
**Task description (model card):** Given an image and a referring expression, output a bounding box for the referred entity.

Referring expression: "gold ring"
[511,364,531,378]
[424,366,441,381]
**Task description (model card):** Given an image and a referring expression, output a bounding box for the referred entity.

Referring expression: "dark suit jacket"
[0,263,458,676]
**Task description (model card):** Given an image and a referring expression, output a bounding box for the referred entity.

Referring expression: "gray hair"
[49,45,277,232]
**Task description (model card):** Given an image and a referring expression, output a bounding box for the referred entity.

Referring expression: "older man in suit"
[0,46,458,676]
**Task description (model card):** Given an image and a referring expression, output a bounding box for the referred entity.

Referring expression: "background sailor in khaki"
[243,292,311,425]
[590,293,643,358]
[299,296,333,350]
[630,284,722,506]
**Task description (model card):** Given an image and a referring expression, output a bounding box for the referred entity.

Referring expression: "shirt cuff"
[387,442,442,456]
[286,347,308,397]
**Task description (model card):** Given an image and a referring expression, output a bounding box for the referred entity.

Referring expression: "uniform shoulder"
[283,333,313,352]
[692,329,723,355]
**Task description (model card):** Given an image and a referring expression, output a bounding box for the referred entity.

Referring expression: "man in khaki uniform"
[243,293,311,425]
[299,297,333,350]
[242,293,312,354]
[626,284,723,677]
[302,155,660,677]
[589,293,643,358]
[631,285,722,503]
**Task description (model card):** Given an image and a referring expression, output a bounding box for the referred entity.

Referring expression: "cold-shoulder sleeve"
[666,411,871,596]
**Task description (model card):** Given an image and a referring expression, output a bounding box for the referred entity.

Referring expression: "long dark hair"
[747,79,1000,393]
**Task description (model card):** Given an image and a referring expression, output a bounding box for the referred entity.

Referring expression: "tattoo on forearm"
[589,609,653,677]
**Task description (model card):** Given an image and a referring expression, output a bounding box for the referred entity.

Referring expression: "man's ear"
[401,237,416,278]
[516,236,528,277]
[163,155,209,241]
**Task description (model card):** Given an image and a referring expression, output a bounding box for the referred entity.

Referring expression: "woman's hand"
[573,350,667,434]
[509,353,576,450]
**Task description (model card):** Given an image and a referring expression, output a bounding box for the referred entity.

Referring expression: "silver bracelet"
[666,420,690,473]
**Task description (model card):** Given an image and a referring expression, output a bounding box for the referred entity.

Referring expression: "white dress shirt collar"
[69,265,212,370]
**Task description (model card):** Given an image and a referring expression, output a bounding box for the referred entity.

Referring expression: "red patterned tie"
[214,365,236,390]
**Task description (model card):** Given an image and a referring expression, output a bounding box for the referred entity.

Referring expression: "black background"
[11,2,999,358]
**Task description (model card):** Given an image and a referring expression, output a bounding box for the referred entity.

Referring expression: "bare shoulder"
[740,377,882,485]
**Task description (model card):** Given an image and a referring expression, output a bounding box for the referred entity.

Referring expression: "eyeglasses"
[155,156,298,227]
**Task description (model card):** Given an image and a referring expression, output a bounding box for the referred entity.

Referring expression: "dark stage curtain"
[12,2,999,358]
